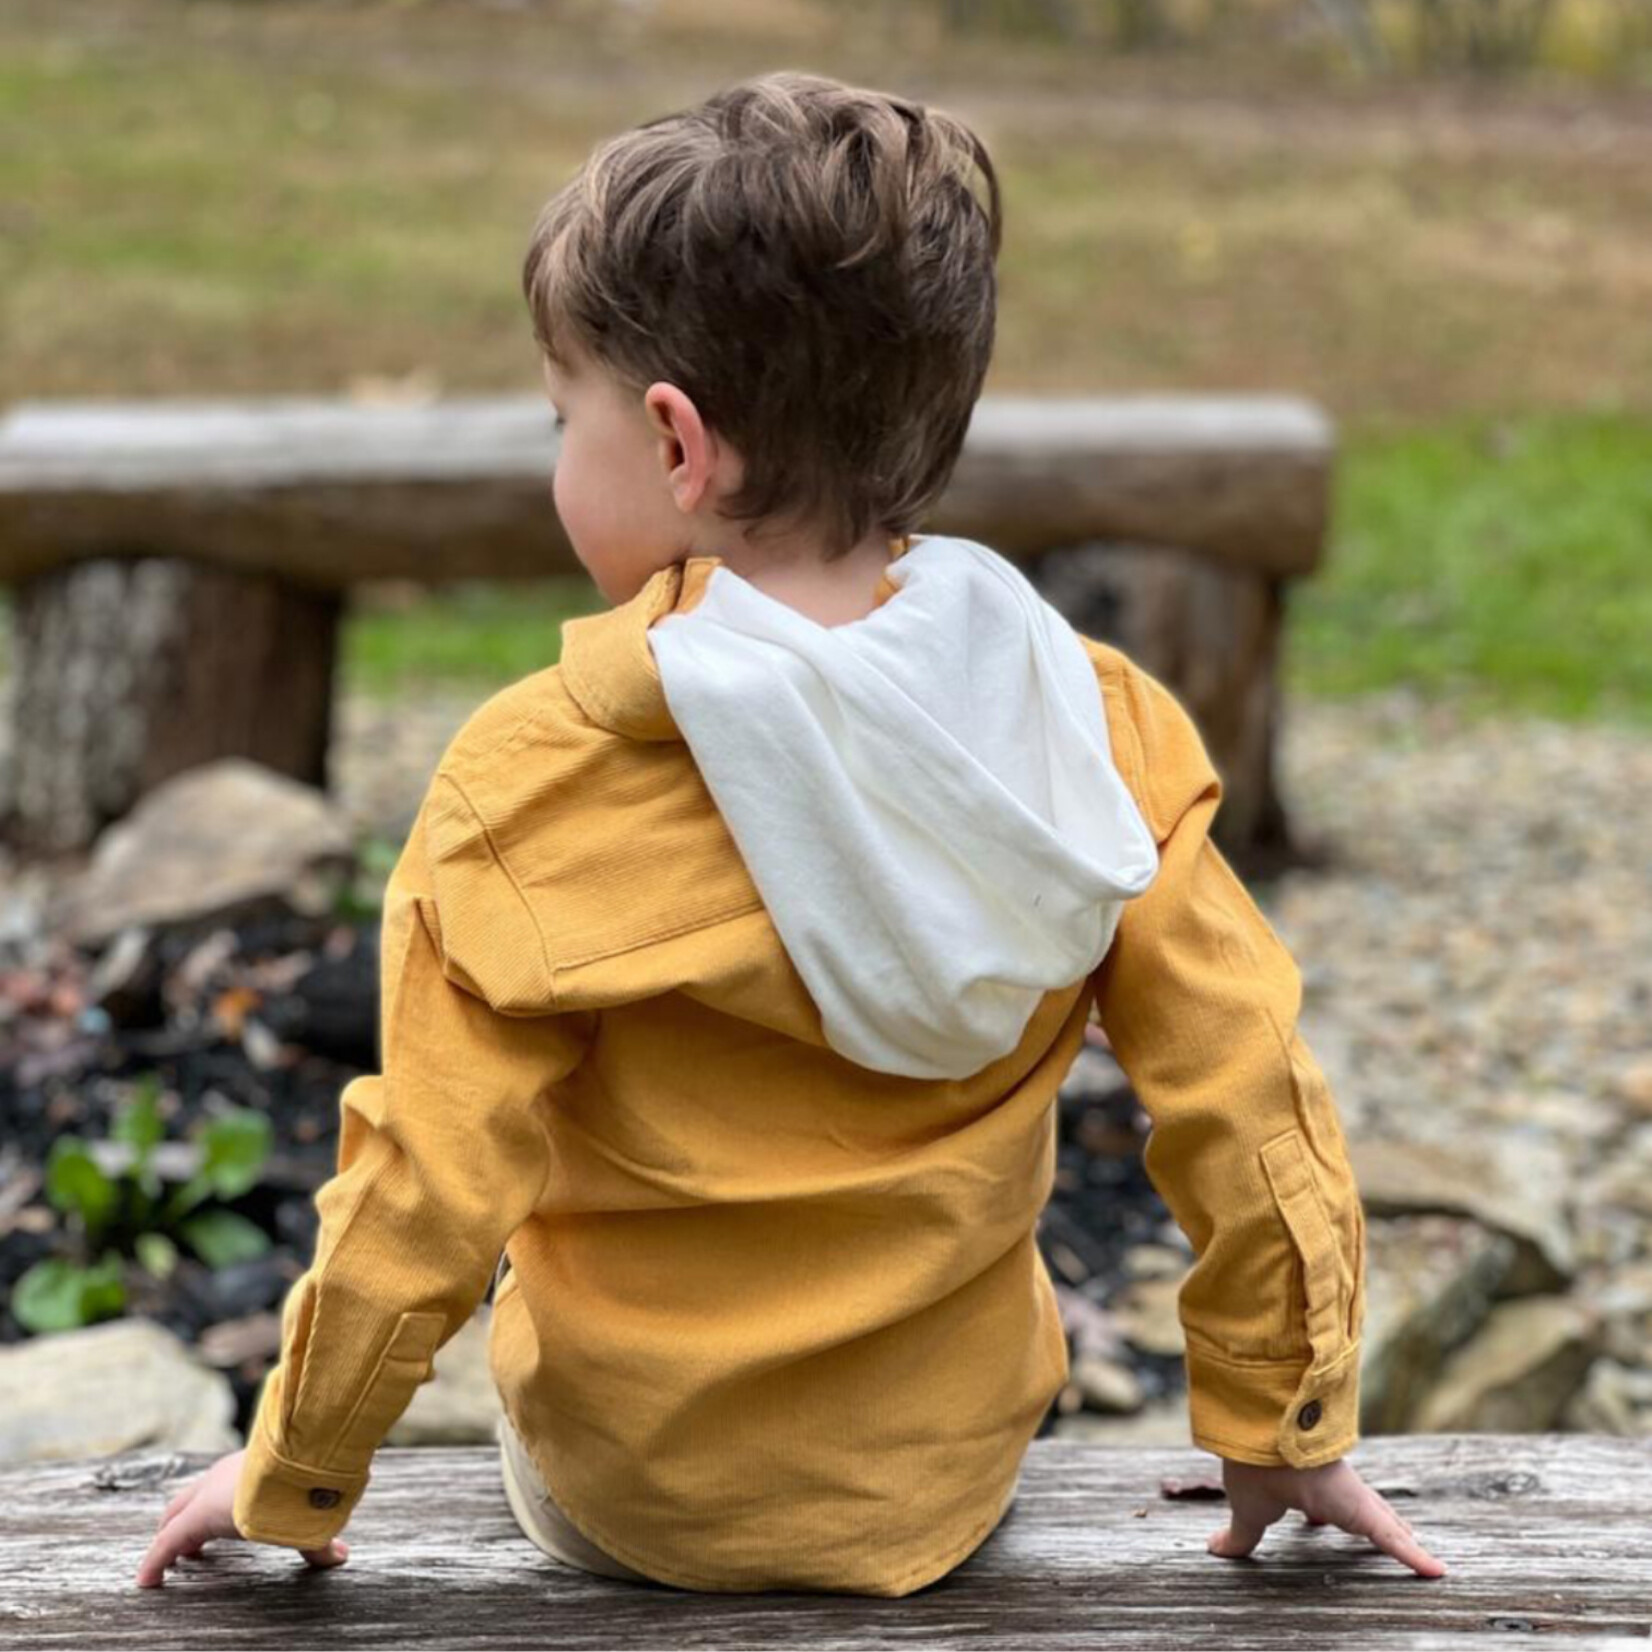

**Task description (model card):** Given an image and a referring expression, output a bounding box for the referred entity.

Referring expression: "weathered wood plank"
[0,1435,1646,1648]
[0,395,1334,587]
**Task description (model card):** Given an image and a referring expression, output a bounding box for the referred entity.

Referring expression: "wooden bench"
[0,1435,1645,1645]
[0,394,1334,865]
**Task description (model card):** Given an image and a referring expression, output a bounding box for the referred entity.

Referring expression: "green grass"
[1285,409,1652,729]
[339,578,609,698]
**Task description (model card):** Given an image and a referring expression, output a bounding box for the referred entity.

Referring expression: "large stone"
[1412,1296,1601,1434]
[1071,1354,1146,1414]
[0,1319,239,1465]
[1575,1127,1652,1222]
[1360,1214,1518,1433]
[1562,1358,1648,1438]
[1349,1135,1574,1293]
[1109,1275,1185,1358]
[46,757,355,949]
[1120,1244,1191,1282]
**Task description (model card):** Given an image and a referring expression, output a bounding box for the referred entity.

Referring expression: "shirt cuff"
[232,1372,371,1547]
[1184,1334,1362,1469]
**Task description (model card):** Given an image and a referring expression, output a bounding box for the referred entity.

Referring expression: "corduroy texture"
[233,556,1366,1593]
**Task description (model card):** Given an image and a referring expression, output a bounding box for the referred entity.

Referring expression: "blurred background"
[1,0,1649,1471]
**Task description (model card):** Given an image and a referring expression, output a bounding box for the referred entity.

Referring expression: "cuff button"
[1297,1400,1323,1431]
[308,1487,342,1509]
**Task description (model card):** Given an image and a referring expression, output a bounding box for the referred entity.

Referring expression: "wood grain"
[0,1434,1645,1648]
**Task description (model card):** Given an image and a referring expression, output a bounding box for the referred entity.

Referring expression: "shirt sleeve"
[232,771,597,1547]
[1087,648,1367,1470]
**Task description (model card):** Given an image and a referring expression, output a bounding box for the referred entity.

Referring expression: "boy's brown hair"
[521,70,1002,562]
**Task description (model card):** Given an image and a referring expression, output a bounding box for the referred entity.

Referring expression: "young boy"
[137,70,1445,1596]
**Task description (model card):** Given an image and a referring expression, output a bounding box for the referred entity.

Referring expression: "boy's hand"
[1208,1456,1448,1578]
[134,1448,351,1587]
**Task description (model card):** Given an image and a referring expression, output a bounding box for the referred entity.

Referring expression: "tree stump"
[1029,541,1296,878]
[0,557,340,859]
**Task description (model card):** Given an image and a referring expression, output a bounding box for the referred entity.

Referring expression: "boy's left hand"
[134,1448,351,1587]
[1208,1456,1447,1578]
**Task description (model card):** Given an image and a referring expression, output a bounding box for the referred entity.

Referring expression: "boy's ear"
[643,386,687,459]
[645,382,730,514]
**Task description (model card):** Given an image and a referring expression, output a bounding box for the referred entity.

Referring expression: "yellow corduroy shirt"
[232,548,1367,1596]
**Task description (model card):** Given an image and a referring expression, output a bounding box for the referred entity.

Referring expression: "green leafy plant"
[8,1073,275,1335]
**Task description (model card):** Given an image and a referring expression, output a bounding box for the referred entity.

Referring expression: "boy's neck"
[709,529,909,630]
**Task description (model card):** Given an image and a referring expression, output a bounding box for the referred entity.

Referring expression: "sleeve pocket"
[1259,1129,1347,1370]
[278,1277,319,1435]
[324,1310,448,1472]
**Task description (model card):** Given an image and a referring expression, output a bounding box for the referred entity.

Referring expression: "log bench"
[0,394,1335,866]
[0,1435,1646,1647]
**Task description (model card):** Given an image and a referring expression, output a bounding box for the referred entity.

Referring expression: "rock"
[1360,1214,1518,1432]
[1609,1056,1652,1117]
[1121,1243,1189,1282]
[1110,1276,1184,1358]
[386,1309,501,1445]
[47,758,356,950]
[1053,1281,1131,1365]
[1064,1043,1129,1097]
[1071,1354,1145,1414]
[0,1319,239,1465]
[1614,1363,1652,1406]
[200,1257,294,1319]
[1575,1130,1652,1221]
[1581,1258,1652,1318]
[196,1312,283,1370]
[1562,1358,1645,1437]
[1349,1136,1574,1294]
[143,1257,297,1335]
[1412,1297,1601,1434]
[83,924,165,1028]
[1574,1203,1649,1269]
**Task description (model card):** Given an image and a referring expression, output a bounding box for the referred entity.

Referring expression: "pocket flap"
[1259,1129,1344,1365]
[385,1310,447,1365]
[321,1310,449,1472]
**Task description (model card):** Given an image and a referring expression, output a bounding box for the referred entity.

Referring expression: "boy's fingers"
[1370,1490,1427,1551]
[298,1539,350,1569]
[1348,1488,1447,1578]
[1208,1518,1260,1557]
[135,1512,207,1588]
[1208,1497,1276,1558]
[156,1483,197,1532]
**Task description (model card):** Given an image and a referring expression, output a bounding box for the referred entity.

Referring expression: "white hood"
[645,534,1160,1081]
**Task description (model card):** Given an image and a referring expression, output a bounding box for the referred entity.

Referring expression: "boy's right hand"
[1208,1456,1448,1577]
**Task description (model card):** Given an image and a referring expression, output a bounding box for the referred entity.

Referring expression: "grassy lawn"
[342,578,608,699]
[2,0,1648,726]
[1287,409,1652,728]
